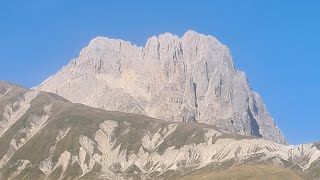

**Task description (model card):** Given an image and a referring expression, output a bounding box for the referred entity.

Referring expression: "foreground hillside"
[0,81,319,179]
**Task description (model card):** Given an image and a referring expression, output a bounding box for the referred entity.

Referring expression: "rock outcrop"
[35,30,286,144]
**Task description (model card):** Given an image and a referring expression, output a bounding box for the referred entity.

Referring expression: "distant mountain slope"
[0,81,319,179]
[35,30,286,144]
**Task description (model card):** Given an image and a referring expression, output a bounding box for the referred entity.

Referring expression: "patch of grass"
[63,163,83,180]
[47,166,63,180]
[79,163,102,180]
[178,164,308,180]
[15,166,46,180]
[155,123,207,154]
[306,160,320,180]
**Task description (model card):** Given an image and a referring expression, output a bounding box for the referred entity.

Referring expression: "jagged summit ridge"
[36,30,286,144]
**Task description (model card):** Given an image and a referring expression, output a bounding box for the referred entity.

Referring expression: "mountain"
[35,30,286,144]
[0,81,319,179]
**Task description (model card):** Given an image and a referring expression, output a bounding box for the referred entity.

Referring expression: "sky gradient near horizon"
[0,0,319,144]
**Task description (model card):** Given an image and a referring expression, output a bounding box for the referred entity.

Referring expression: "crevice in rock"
[193,83,198,108]
[247,108,262,138]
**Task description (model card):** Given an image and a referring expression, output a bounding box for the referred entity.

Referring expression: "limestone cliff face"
[36,30,286,144]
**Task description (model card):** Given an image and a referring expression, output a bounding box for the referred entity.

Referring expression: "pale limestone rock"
[36,30,286,144]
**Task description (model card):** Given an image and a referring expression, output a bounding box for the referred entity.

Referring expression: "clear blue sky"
[0,0,319,145]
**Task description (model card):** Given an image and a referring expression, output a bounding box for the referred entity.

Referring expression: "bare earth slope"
[1,81,319,179]
[35,31,286,144]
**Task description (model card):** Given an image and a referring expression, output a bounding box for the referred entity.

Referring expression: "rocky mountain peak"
[35,30,287,144]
